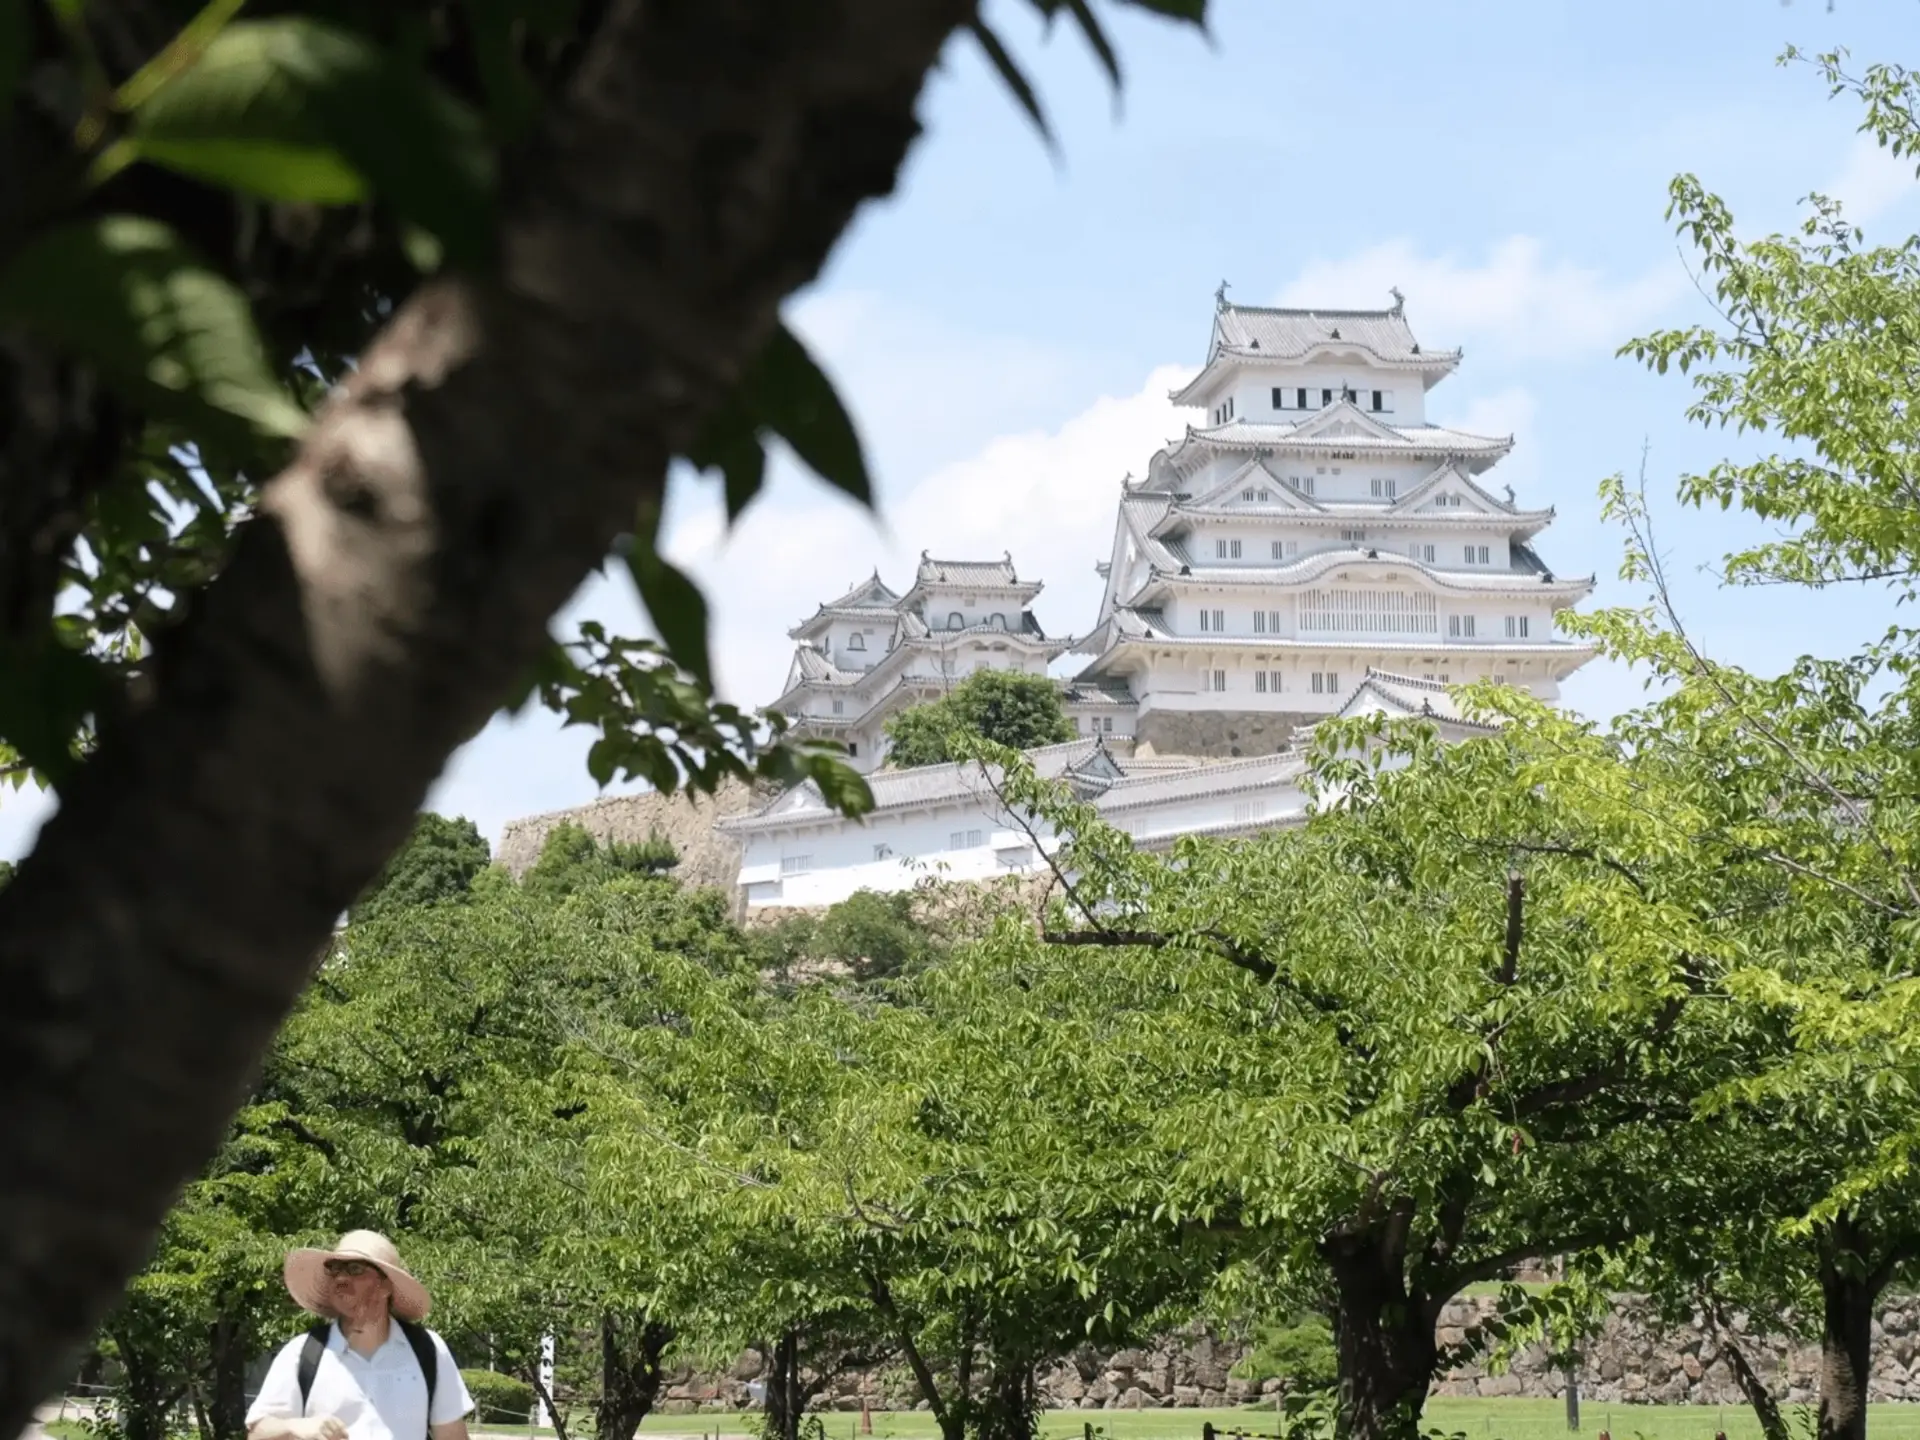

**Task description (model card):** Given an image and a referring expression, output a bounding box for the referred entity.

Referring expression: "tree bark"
[766,1330,802,1440]
[595,1310,673,1440]
[1721,1334,1791,1440]
[1325,1232,1435,1440]
[1816,1226,1876,1440]
[0,2,975,1431]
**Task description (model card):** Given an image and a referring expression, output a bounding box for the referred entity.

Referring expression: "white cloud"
[664,363,1197,707]
[1825,132,1916,226]
[0,787,53,864]
[1433,386,1542,497]
[1276,237,1687,361]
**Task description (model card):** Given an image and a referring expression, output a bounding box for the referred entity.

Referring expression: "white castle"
[722,292,1594,908]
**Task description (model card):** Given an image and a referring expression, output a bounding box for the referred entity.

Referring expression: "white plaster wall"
[1130,649,1567,716]
[822,618,887,671]
[737,802,1056,908]
[1105,779,1312,846]
[1217,364,1430,427]
[1065,704,1135,738]
[913,589,1031,634]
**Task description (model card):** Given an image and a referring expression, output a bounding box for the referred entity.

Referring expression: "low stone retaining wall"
[656,1296,1920,1413]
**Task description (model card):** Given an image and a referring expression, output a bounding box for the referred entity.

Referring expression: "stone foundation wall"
[1133,711,1316,760]
[655,1297,1920,1414]
[494,780,757,891]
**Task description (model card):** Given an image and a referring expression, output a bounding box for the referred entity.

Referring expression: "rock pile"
[654,1297,1920,1414]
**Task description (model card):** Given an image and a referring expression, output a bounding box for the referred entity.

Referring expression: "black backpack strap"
[296,1321,332,1415]
[395,1318,438,1436]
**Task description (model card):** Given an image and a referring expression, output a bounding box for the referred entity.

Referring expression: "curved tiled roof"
[1210,302,1457,367]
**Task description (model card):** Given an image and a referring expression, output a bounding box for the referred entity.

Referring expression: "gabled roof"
[1286,398,1410,446]
[1391,460,1549,526]
[1335,670,1502,734]
[1059,680,1139,709]
[789,570,903,640]
[1170,296,1463,404]
[898,551,1043,613]
[720,738,1122,832]
[1096,749,1311,813]
[788,646,853,686]
[914,553,1024,589]
[1183,456,1326,514]
[1119,547,1595,606]
[826,571,900,610]
[1150,418,1514,485]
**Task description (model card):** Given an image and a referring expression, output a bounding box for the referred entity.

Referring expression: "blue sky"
[3,0,1916,862]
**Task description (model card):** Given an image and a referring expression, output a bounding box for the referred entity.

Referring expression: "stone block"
[731,1350,765,1380]
[1172,1387,1201,1407]
[1133,711,1316,761]
[1122,1388,1149,1410]
[1479,1375,1521,1398]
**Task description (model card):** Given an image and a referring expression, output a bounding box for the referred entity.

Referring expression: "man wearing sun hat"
[246,1231,475,1440]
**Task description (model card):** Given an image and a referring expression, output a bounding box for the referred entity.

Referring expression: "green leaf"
[970,19,1055,150]
[686,322,870,516]
[1114,0,1207,22]
[748,324,871,507]
[0,214,308,440]
[0,641,109,787]
[624,543,713,693]
[1064,0,1122,91]
[126,17,495,263]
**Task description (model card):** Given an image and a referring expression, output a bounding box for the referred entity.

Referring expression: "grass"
[40,1422,90,1440]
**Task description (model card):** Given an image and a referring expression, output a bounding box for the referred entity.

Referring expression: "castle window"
[1301,587,1436,635]
[1242,489,1256,502]
[1371,478,1398,499]
[1449,614,1478,638]
[1101,716,1115,733]
[1371,390,1392,413]
[847,632,866,650]
[989,613,1007,630]
[1340,528,1367,543]
[1465,544,1490,565]
[1272,541,1284,559]
[1208,669,1228,692]
[848,742,859,757]
[1309,671,1341,695]
[1506,615,1531,638]
[948,611,965,630]
[832,700,844,715]
[780,855,812,875]
[1259,488,1272,501]
[1321,388,1334,407]
[1253,611,1267,634]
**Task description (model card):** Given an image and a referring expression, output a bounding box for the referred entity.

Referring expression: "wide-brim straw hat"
[284,1230,430,1322]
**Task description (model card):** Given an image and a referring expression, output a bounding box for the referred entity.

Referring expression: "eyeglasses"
[324,1259,380,1279]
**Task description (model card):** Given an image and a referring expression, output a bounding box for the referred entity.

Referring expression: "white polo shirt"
[248,1323,473,1440]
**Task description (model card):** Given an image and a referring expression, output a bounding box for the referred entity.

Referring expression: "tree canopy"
[0,3,1209,1423]
[883,670,1076,769]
